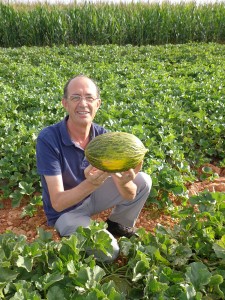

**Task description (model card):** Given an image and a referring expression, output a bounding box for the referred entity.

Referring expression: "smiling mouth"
[77,111,89,115]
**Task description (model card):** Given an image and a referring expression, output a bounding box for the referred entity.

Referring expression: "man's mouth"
[77,111,89,115]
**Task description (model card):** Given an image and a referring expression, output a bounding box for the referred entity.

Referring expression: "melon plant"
[85,132,148,172]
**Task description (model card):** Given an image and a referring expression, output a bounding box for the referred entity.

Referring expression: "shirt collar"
[60,116,73,146]
[60,115,95,146]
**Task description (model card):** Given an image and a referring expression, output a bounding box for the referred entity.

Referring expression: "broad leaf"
[185,262,211,291]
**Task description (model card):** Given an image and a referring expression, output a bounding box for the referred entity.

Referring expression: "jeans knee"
[136,172,152,194]
[55,215,79,237]
[56,222,77,237]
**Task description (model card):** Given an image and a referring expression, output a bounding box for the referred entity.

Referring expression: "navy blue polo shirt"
[36,116,106,226]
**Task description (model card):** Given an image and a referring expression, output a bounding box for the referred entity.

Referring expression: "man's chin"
[77,117,92,125]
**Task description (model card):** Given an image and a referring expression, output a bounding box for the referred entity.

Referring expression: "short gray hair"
[63,74,100,99]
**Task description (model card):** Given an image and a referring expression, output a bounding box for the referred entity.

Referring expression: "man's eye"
[86,96,94,101]
[71,96,81,101]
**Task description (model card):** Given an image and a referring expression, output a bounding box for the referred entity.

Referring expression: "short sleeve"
[36,135,62,176]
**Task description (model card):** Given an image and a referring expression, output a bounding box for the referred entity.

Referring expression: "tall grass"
[0,1,225,46]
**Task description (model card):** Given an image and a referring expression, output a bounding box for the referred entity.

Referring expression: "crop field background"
[1,42,224,208]
[0,2,225,46]
[1,1,225,299]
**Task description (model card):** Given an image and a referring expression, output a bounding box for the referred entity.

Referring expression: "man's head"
[63,75,100,99]
[62,75,101,127]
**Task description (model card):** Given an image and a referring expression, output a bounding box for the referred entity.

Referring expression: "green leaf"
[147,245,170,266]
[74,266,105,289]
[133,259,149,282]
[9,190,23,207]
[47,286,67,300]
[209,274,223,286]
[171,185,185,195]
[202,166,213,174]
[185,262,211,291]
[170,244,193,267]
[179,283,196,300]
[16,255,33,272]
[107,287,126,300]
[10,289,42,300]
[0,267,18,282]
[103,276,131,297]
[19,181,35,195]
[42,272,64,291]
[37,228,53,242]
[213,236,225,259]
[144,275,169,295]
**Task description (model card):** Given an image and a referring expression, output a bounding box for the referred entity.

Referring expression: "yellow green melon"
[85,132,148,172]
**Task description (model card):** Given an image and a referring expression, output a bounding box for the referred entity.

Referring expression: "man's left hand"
[111,161,143,185]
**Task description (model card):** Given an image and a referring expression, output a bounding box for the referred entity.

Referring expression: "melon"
[85,132,148,172]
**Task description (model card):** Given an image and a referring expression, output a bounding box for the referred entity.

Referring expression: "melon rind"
[85,132,148,172]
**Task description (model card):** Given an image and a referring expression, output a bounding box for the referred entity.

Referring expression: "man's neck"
[67,119,91,148]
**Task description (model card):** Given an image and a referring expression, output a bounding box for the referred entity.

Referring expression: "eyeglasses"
[68,95,98,103]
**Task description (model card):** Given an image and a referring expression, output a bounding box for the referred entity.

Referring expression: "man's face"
[62,77,101,126]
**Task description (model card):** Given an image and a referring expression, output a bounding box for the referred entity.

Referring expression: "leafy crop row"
[1,191,225,299]
[0,2,225,47]
[1,41,225,299]
[0,43,225,210]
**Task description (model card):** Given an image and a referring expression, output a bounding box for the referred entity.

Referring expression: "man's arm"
[45,165,109,212]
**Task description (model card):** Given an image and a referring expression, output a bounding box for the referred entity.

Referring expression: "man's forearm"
[51,180,98,212]
[112,176,137,200]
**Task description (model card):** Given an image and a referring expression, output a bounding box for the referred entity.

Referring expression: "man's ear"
[96,98,101,109]
[62,98,68,110]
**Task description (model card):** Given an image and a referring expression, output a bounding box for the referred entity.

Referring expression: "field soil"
[1,164,225,242]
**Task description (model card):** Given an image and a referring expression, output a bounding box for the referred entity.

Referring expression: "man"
[36,75,152,262]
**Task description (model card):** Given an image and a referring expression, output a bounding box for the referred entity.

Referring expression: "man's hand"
[109,161,143,200]
[111,161,143,185]
[85,165,110,186]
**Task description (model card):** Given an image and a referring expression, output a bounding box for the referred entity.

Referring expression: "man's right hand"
[45,167,110,212]
[84,165,110,186]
